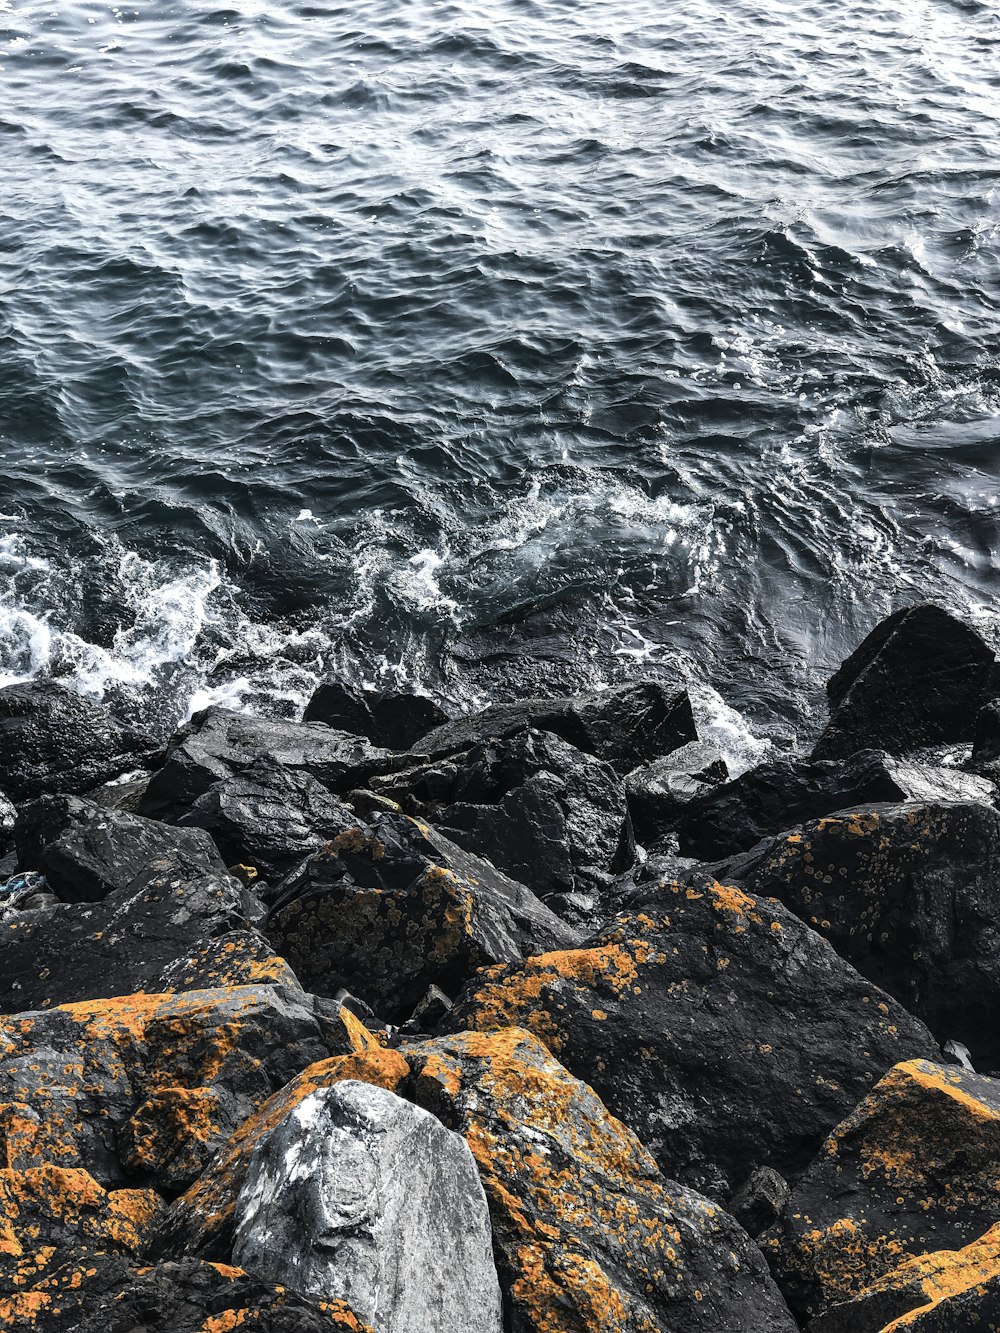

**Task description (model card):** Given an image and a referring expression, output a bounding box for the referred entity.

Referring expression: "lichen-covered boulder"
[811,604,994,761]
[268,813,580,1020]
[447,878,938,1197]
[763,1060,1000,1322]
[715,801,1000,1064]
[231,1083,504,1333]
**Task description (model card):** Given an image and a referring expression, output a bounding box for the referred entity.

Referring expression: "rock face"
[232,1082,504,1333]
[764,1059,1000,1323]
[413,680,697,773]
[715,801,1000,1064]
[625,741,728,846]
[268,813,580,1020]
[811,605,994,761]
[0,681,154,803]
[677,750,993,861]
[14,796,226,902]
[139,707,393,822]
[304,681,448,750]
[447,877,938,1197]
[177,755,364,881]
[371,728,635,915]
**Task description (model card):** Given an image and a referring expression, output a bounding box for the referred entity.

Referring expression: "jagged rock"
[401,984,452,1034]
[0,681,154,803]
[138,707,394,822]
[809,1223,1000,1333]
[447,877,938,1197]
[154,1046,409,1260]
[304,681,448,750]
[177,756,364,881]
[763,1060,1000,1323]
[371,728,635,916]
[14,796,227,902]
[0,868,269,1012]
[625,741,728,845]
[0,794,14,857]
[268,813,580,1020]
[0,1255,371,1333]
[678,750,994,861]
[714,801,1000,1063]
[405,1028,797,1333]
[811,605,994,761]
[729,1167,789,1238]
[413,679,697,773]
[232,1083,504,1333]
[0,984,365,1193]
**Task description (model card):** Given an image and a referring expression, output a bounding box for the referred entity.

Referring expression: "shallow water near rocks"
[1,0,998,766]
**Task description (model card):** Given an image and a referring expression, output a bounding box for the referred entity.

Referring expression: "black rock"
[811,604,994,760]
[15,795,227,902]
[710,801,1000,1065]
[626,741,729,845]
[678,749,994,861]
[972,699,1000,767]
[413,679,697,774]
[0,680,155,803]
[729,1167,790,1238]
[177,755,364,881]
[0,790,15,855]
[303,680,448,749]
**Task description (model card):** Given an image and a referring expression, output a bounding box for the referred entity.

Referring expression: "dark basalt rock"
[678,749,994,861]
[412,679,697,774]
[138,706,395,822]
[371,728,634,918]
[303,680,448,750]
[446,875,938,1198]
[713,801,1000,1064]
[177,755,364,881]
[626,740,729,845]
[15,795,227,902]
[268,811,582,1021]
[0,680,155,803]
[811,604,994,761]
[729,1166,790,1239]
[763,1059,1000,1323]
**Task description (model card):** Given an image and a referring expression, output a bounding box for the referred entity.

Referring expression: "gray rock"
[0,790,16,854]
[232,1081,504,1333]
[626,741,729,845]
[729,1166,790,1237]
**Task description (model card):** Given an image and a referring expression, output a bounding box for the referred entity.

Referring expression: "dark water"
[2,0,999,766]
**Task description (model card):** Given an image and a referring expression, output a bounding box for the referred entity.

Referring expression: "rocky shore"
[1,600,999,1331]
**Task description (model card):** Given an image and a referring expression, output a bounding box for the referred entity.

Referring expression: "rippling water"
[1,0,999,762]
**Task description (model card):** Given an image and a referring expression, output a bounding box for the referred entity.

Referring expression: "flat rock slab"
[232,1082,503,1333]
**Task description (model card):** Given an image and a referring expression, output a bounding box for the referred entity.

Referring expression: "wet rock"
[405,1028,797,1333]
[728,1166,789,1238]
[678,750,994,861]
[714,801,1000,1064]
[0,681,155,804]
[447,876,938,1197]
[139,707,394,822]
[0,868,269,1012]
[177,755,364,881]
[15,795,227,902]
[304,680,448,750]
[0,794,14,856]
[232,1082,504,1333]
[763,1059,1000,1323]
[372,728,635,915]
[413,679,697,774]
[811,604,994,761]
[626,741,729,845]
[268,812,580,1020]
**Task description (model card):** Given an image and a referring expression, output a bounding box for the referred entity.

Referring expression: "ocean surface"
[1,0,999,767]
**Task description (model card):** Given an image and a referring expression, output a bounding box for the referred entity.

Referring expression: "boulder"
[728,1166,790,1239]
[231,1083,504,1333]
[763,1059,1000,1323]
[678,750,994,861]
[811,605,994,761]
[14,796,226,902]
[714,801,1000,1064]
[0,681,154,803]
[138,707,394,822]
[371,728,635,916]
[446,877,938,1198]
[625,741,728,845]
[268,813,580,1021]
[177,756,364,881]
[304,681,448,750]
[413,679,697,773]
